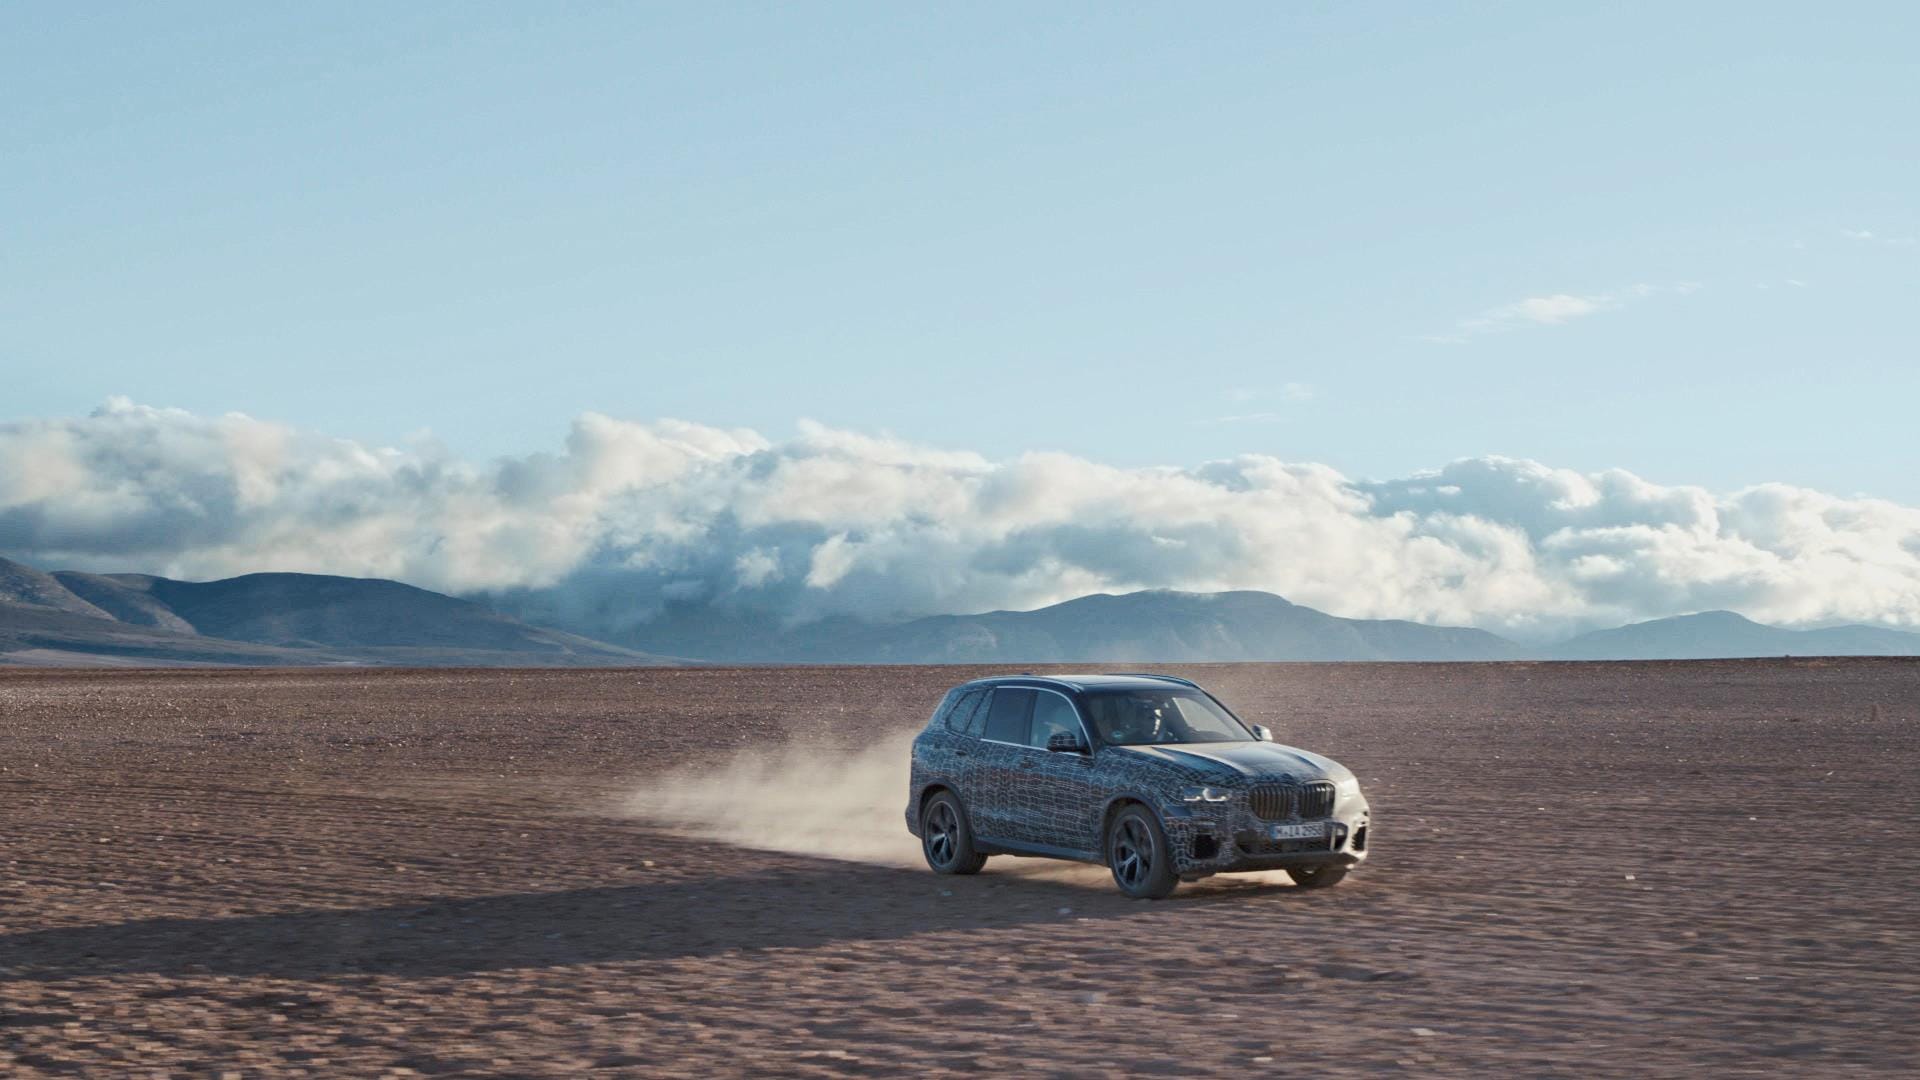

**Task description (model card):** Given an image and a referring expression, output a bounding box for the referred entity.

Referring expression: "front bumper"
[1160,794,1371,877]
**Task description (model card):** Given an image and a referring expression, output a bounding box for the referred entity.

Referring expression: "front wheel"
[921,791,987,875]
[1285,863,1350,890]
[1106,805,1178,899]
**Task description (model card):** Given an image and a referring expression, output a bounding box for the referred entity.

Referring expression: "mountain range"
[581,590,1920,664]
[4,556,1918,666]
[1548,608,1920,661]
[771,590,1520,663]
[0,557,667,667]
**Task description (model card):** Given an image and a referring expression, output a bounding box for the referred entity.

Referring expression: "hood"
[1111,741,1348,783]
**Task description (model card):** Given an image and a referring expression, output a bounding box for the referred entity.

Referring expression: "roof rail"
[1108,672,1199,688]
[984,673,1083,690]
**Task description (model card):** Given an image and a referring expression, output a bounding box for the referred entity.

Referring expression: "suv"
[906,674,1370,898]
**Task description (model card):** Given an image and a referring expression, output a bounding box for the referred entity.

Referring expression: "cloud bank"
[4,399,1919,639]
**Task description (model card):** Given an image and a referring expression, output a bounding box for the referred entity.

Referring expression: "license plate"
[1268,822,1328,841]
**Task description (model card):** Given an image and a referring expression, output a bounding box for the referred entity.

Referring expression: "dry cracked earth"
[2,660,1917,1077]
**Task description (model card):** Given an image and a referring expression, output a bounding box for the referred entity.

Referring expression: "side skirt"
[973,835,1102,864]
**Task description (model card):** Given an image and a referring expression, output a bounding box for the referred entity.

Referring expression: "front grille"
[1249,785,1295,820]
[1249,781,1336,821]
[1299,780,1335,819]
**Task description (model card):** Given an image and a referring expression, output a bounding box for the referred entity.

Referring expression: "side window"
[928,689,962,731]
[944,689,986,735]
[1028,692,1083,748]
[1029,691,1090,745]
[981,688,1035,744]
[962,691,991,737]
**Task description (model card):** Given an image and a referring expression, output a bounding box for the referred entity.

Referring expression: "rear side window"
[944,689,988,735]
[960,691,991,737]
[981,688,1035,744]
[928,689,963,730]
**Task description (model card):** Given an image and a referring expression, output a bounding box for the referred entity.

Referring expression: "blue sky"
[4,3,1916,499]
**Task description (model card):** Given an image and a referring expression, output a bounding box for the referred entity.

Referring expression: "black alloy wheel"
[1107,805,1177,899]
[921,791,987,875]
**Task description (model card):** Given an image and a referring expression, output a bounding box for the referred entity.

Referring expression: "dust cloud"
[622,729,925,867]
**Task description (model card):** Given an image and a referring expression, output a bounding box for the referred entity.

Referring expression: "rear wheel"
[1285,863,1350,890]
[1106,805,1178,899]
[921,791,987,875]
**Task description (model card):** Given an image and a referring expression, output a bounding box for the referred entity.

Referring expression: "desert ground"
[2,660,1917,1077]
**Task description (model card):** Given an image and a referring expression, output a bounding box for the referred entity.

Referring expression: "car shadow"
[0,848,1296,983]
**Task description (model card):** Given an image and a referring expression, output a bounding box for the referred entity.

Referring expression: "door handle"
[1018,759,1036,769]
[954,749,970,758]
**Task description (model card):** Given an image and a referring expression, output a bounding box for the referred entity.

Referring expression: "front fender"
[1101,790,1180,834]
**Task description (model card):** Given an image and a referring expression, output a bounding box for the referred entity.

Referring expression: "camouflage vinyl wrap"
[905,676,1371,877]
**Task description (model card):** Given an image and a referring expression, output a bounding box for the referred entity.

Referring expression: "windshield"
[1081,689,1253,746]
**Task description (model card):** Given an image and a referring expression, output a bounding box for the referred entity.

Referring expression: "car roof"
[959,673,1202,693]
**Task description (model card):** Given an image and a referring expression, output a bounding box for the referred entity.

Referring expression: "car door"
[1007,689,1103,853]
[966,688,1035,841]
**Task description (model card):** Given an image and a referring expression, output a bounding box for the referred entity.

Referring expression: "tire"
[1106,804,1178,899]
[1285,863,1350,890]
[920,791,987,875]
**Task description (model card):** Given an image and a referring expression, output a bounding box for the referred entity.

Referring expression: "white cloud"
[732,548,782,589]
[1428,282,1696,343]
[1501,294,1609,325]
[1843,228,1917,247]
[3,401,1919,638]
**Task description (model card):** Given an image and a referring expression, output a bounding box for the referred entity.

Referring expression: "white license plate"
[1268,822,1328,841]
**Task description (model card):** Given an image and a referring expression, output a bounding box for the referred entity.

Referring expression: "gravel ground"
[2,660,1916,1077]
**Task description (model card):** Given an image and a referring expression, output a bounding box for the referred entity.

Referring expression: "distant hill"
[0,559,114,619]
[1549,610,1920,660]
[616,590,1920,664]
[768,589,1525,663]
[0,557,671,667]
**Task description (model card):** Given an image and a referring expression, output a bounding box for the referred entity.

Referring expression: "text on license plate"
[1268,822,1328,841]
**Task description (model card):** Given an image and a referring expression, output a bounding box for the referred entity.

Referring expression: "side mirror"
[1047,732,1089,753]
[1251,725,1274,742]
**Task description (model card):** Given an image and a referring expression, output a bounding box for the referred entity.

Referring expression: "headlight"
[1179,785,1232,803]
[1335,775,1361,799]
